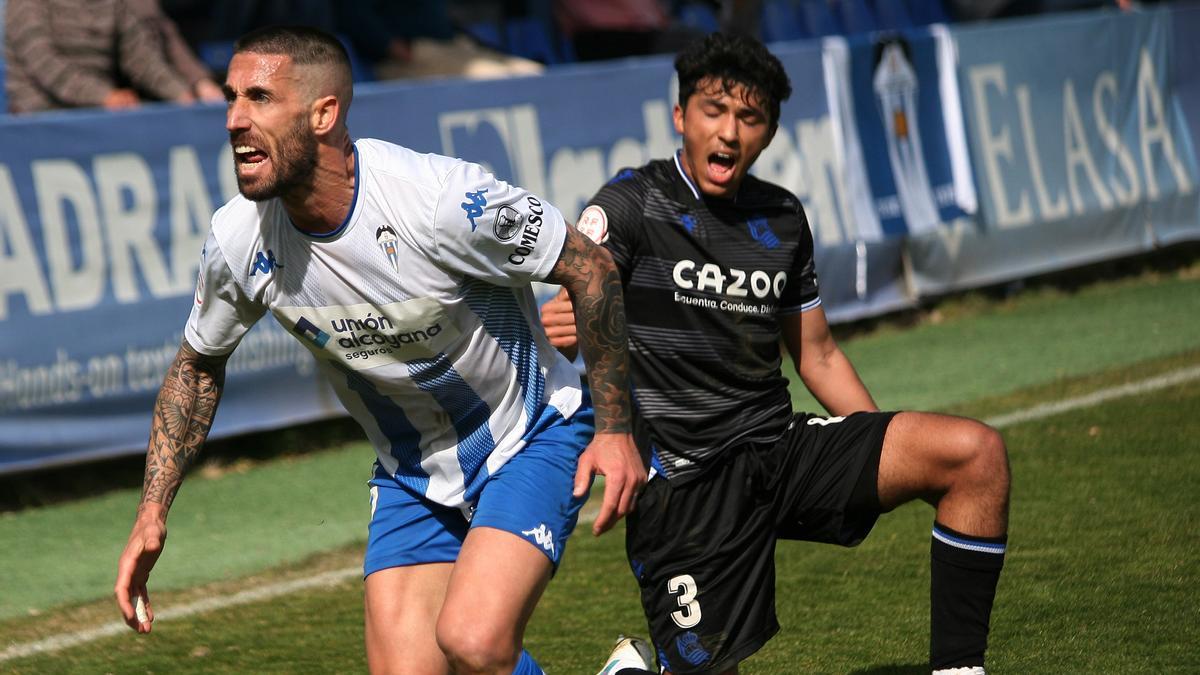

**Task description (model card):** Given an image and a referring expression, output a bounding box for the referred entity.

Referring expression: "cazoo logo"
[671,259,787,299]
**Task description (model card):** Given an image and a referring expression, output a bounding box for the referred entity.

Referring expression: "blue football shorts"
[363,401,595,577]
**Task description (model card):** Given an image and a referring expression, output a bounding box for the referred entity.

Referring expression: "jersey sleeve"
[184,231,267,355]
[778,207,821,315]
[577,172,646,281]
[430,160,568,286]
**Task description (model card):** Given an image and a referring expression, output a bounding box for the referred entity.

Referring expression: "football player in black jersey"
[544,33,1009,675]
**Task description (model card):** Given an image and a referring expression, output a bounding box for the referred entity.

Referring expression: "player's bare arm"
[141,339,229,511]
[547,226,631,435]
[115,338,229,633]
[781,307,877,416]
[547,226,644,535]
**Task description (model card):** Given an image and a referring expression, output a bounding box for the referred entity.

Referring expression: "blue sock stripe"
[932,526,1007,555]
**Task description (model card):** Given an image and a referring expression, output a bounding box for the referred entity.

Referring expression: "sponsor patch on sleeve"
[576,205,608,244]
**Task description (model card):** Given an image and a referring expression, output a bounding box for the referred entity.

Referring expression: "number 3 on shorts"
[668,574,702,628]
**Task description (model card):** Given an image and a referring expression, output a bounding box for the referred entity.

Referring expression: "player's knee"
[961,421,1009,493]
[436,618,518,674]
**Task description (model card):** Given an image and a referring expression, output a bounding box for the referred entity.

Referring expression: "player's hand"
[573,432,645,536]
[540,288,579,360]
[193,78,226,103]
[102,88,141,110]
[114,507,167,633]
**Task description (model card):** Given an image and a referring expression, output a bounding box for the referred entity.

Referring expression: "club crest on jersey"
[577,205,608,244]
[376,225,400,272]
[461,188,488,230]
[747,216,780,249]
[675,632,711,667]
[493,204,522,241]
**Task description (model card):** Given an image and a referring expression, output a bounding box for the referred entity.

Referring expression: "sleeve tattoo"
[547,227,632,434]
[139,339,228,514]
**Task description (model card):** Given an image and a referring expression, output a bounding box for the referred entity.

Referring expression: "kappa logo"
[376,225,400,272]
[461,188,489,230]
[250,249,283,276]
[521,523,556,557]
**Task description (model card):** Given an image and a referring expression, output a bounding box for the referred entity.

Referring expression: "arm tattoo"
[547,227,632,434]
[139,339,228,514]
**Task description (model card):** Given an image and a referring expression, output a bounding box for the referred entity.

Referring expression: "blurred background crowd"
[0,0,1161,115]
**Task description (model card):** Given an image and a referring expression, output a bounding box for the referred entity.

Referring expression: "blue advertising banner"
[835,26,975,240]
[909,7,1200,294]
[0,104,344,472]
[0,40,913,472]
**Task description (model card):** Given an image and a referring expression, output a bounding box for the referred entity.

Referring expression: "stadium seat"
[462,21,504,51]
[677,3,720,34]
[799,0,841,38]
[832,0,879,34]
[337,36,376,83]
[761,0,807,42]
[907,0,951,25]
[197,41,237,75]
[871,0,915,31]
[504,17,572,65]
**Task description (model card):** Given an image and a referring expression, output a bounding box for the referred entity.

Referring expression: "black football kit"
[583,154,895,673]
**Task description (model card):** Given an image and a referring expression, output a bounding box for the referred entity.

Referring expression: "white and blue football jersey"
[185,139,582,510]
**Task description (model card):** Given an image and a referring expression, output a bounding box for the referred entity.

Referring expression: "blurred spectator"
[128,0,224,103]
[347,1,543,81]
[335,1,454,66]
[3,0,206,113]
[555,0,701,61]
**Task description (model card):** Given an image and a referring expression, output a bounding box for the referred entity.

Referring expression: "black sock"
[930,521,1007,669]
[615,670,656,675]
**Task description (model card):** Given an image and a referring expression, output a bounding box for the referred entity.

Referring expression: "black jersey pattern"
[588,155,820,482]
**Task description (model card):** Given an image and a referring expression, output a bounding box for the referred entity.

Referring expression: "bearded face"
[232,113,319,202]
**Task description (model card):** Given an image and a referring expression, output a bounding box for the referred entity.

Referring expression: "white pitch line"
[1,568,359,662]
[1,502,605,664]
[4,365,1198,663]
[984,365,1200,429]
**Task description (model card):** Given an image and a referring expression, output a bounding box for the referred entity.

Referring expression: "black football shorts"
[625,410,897,674]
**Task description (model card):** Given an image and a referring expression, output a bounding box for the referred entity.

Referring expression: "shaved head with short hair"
[233,25,353,124]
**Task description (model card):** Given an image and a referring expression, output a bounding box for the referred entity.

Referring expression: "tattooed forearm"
[139,339,228,514]
[548,227,632,434]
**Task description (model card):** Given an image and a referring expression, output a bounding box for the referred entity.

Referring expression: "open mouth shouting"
[707,150,738,186]
[234,142,270,177]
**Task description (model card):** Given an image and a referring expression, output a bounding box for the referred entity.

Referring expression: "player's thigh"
[437,526,553,653]
[627,456,778,674]
[876,411,1004,509]
[364,563,454,675]
[362,467,469,672]
[772,411,896,546]
[435,410,587,652]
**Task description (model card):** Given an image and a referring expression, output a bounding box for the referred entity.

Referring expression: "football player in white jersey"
[114,26,644,675]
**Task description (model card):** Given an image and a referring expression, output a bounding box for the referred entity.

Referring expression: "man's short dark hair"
[234,25,352,82]
[675,33,792,129]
